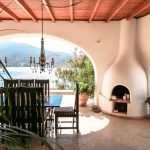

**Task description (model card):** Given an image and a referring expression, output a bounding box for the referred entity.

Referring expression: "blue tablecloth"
[44,95,63,107]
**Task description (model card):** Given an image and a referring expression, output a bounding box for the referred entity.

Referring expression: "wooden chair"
[4,79,19,87]
[54,81,79,135]
[20,79,34,87]
[35,79,49,98]
[0,87,45,137]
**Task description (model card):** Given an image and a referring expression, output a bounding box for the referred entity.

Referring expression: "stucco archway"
[0,33,98,104]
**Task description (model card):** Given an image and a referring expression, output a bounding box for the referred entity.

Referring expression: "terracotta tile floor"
[31,106,150,150]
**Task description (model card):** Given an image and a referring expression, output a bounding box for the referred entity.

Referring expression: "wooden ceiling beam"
[70,0,74,22]
[42,0,55,22]
[15,0,37,22]
[0,2,19,22]
[127,0,150,20]
[107,0,128,22]
[89,0,102,23]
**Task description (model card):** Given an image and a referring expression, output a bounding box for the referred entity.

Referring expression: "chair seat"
[54,107,74,115]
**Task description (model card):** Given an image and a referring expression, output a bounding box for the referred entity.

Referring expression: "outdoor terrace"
[30,106,150,150]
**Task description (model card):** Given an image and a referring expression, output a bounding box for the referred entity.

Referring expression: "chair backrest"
[20,79,34,87]
[74,81,79,115]
[35,79,49,97]
[4,79,19,87]
[0,87,11,124]
[0,87,44,137]
[19,87,44,137]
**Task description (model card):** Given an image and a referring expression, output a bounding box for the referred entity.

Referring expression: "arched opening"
[0,34,97,105]
[111,85,130,100]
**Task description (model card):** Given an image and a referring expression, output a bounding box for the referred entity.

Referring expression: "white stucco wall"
[137,15,150,96]
[0,14,150,117]
[101,19,147,117]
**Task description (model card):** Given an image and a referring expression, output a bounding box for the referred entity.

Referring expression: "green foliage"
[0,125,63,150]
[54,66,76,89]
[146,97,150,106]
[76,56,95,98]
[53,50,95,98]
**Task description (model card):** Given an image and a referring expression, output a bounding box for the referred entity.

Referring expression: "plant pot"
[79,92,89,107]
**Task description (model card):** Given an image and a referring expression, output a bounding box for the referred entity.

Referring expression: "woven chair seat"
[54,107,74,117]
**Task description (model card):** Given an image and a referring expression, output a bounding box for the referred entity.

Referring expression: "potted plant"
[76,56,95,106]
[53,49,95,107]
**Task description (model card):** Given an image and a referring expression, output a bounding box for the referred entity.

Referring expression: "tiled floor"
[32,106,150,150]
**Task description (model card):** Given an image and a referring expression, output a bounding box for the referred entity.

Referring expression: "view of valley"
[0,41,74,67]
[0,41,76,88]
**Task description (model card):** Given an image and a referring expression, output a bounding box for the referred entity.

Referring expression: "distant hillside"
[0,42,74,67]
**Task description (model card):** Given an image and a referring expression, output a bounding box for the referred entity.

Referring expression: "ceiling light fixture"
[30,2,54,74]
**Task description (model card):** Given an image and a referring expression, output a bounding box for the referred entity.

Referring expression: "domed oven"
[100,19,147,118]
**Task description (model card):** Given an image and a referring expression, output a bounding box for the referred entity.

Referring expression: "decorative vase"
[79,92,89,107]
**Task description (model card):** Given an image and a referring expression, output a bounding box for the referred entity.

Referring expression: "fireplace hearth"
[114,103,127,113]
[100,19,147,118]
[110,85,129,113]
[111,85,130,100]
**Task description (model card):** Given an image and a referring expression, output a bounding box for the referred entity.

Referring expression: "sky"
[9,36,80,54]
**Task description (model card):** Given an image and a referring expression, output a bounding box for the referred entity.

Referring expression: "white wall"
[101,19,147,117]
[0,21,120,105]
[137,15,150,96]
[0,14,150,116]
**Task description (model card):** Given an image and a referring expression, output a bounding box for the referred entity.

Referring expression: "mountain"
[0,41,74,67]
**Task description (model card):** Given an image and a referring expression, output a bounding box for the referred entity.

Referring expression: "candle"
[33,57,35,64]
[5,57,7,64]
[30,56,32,63]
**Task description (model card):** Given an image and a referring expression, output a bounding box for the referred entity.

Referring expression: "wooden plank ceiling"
[0,0,150,22]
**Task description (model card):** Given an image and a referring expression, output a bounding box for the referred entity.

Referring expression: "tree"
[53,49,95,98]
